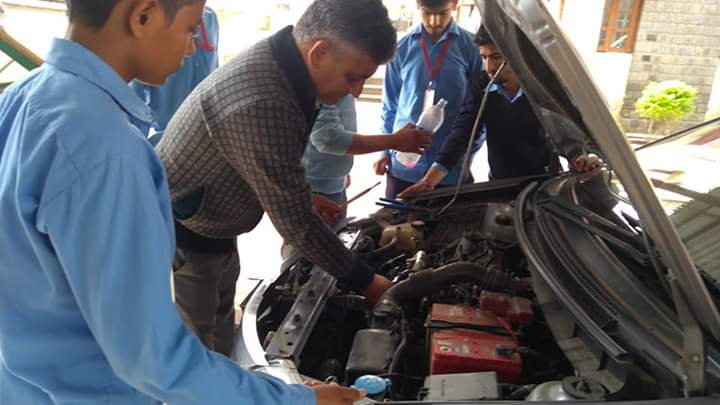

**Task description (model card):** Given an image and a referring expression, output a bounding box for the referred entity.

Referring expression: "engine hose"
[371,262,524,328]
[371,236,399,259]
[388,319,409,374]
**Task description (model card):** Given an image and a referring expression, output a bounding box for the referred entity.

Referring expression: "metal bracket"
[265,268,336,362]
[265,231,359,362]
[671,280,706,396]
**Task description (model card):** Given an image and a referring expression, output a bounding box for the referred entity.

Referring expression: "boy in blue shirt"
[0,0,363,404]
[304,95,430,226]
[375,0,483,198]
[131,6,219,145]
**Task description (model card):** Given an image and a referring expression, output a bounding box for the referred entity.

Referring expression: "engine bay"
[252,178,720,402]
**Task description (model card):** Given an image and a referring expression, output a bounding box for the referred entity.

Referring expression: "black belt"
[174,220,236,254]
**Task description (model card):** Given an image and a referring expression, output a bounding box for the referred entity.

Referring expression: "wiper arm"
[537,199,650,265]
[538,197,709,396]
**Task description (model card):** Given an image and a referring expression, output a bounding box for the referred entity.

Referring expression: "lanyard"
[420,36,451,90]
[193,22,215,52]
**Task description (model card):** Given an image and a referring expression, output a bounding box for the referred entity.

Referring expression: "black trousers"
[384,174,416,200]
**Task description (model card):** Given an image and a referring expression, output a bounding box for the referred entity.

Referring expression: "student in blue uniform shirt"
[0,0,363,404]
[374,0,483,199]
[130,6,219,145]
[304,94,430,227]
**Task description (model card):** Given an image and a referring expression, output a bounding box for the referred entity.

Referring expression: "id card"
[423,88,436,113]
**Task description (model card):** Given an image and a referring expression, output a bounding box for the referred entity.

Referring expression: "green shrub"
[635,80,697,133]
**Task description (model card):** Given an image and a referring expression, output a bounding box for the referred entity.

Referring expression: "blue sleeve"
[309,103,354,156]
[203,7,220,71]
[435,75,487,169]
[40,154,316,405]
[381,55,402,135]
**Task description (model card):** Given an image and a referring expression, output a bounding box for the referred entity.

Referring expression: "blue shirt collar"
[411,19,460,42]
[489,82,525,103]
[45,38,154,125]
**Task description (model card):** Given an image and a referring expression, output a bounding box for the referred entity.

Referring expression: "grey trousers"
[173,247,240,357]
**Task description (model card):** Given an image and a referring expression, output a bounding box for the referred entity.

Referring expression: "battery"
[479,290,510,316]
[429,329,522,383]
[429,303,503,329]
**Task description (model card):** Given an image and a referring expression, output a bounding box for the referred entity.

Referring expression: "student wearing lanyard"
[375,0,483,199]
[130,6,219,146]
[398,25,601,197]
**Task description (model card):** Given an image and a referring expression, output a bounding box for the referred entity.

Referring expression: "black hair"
[417,0,455,8]
[294,0,397,65]
[475,24,494,46]
[66,0,196,27]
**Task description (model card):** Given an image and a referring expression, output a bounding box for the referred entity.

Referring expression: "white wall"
[559,0,633,112]
[707,64,720,119]
[1,1,67,58]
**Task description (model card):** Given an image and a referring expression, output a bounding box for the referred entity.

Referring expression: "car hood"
[474,0,720,339]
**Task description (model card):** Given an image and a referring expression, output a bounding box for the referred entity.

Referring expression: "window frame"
[597,0,644,54]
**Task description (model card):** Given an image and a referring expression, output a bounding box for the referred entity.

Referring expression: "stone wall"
[620,0,720,134]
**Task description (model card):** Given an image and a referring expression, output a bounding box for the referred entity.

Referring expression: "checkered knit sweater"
[156,27,373,289]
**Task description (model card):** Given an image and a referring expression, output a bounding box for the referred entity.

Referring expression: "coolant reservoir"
[379,221,425,253]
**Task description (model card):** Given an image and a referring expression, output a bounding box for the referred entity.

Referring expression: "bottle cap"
[353,375,388,396]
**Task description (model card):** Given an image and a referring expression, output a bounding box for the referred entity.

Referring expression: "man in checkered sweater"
[156,0,397,356]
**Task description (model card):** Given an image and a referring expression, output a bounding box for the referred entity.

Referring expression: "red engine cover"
[479,291,510,316]
[430,329,522,383]
[430,303,503,329]
[507,297,534,325]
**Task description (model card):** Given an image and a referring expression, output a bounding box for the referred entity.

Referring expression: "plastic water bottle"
[396,98,448,168]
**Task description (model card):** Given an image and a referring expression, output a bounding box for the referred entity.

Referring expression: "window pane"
[619,0,635,10]
[602,9,610,27]
[616,12,631,29]
[598,30,608,47]
[611,31,628,49]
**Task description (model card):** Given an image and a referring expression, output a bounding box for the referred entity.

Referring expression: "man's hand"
[398,179,434,198]
[392,123,432,153]
[362,274,393,306]
[312,194,342,225]
[314,383,366,405]
[397,166,447,198]
[573,154,602,172]
[373,155,390,176]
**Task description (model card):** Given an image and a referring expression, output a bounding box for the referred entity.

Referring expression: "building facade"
[552,0,720,135]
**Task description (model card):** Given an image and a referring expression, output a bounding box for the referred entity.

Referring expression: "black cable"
[437,62,507,216]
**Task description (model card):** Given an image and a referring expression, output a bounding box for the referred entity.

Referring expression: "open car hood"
[473,0,720,340]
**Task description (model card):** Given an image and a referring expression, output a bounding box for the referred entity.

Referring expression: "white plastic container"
[396,98,448,168]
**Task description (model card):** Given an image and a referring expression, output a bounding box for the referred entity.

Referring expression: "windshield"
[634,118,720,284]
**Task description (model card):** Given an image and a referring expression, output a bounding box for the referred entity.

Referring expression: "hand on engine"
[363,274,394,307]
[313,383,366,405]
[312,193,342,225]
[397,178,434,198]
[573,154,602,172]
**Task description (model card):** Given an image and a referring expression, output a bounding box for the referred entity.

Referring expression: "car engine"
[253,178,720,402]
